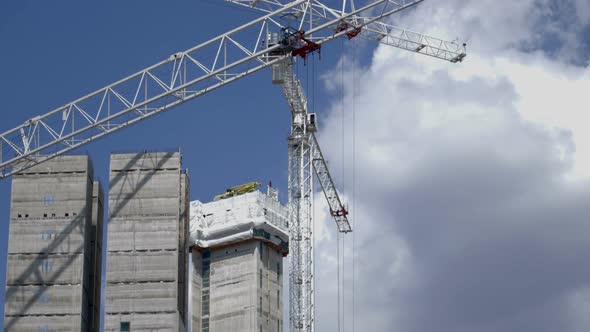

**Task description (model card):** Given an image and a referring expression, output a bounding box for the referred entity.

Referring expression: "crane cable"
[339,36,346,332]
[353,45,357,332]
[311,51,318,329]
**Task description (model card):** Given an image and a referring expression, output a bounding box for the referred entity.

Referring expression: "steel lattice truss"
[276,57,351,331]
[228,0,466,62]
[278,57,353,330]
[0,0,432,178]
[243,1,464,330]
[309,133,351,232]
[275,57,351,233]
[288,133,315,331]
[0,0,303,178]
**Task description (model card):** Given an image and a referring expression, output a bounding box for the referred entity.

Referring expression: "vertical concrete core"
[3,155,103,331]
[190,190,289,332]
[104,151,189,331]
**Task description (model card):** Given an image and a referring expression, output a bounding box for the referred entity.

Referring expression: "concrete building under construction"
[104,151,189,331]
[189,187,289,332]
[3,151,287,332]
[3,156,103,331]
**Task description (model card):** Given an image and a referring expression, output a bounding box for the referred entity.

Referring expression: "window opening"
[120,322,130,331]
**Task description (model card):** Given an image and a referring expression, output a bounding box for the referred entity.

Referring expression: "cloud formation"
[313,1,590,331]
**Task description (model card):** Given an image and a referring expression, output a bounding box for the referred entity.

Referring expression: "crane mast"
[251,1,465,331]
[278,58,316,331]
[0,1,466,332]
[273,56,352,331]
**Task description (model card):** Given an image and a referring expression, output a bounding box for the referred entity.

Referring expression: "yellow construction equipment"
[214,182,261,201]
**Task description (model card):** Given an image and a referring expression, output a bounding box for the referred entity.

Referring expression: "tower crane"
[224,0,466,330]
[0,0,465,331]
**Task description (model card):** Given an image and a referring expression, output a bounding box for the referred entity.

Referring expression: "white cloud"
[312,0,590,331]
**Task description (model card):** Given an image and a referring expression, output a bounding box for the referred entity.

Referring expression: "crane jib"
[0,0,465,179]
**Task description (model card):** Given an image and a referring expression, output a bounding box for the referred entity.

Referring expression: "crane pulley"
[336,21,362,39]
[270,27,322,62]
[291,30,322,61]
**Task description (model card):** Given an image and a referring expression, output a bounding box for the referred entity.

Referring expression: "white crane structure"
[0,0,465,331]
[224,1,465,330]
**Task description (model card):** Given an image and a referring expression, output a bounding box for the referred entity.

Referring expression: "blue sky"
[0,0,361,328]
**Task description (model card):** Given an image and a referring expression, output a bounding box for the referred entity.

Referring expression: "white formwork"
[189,191,288,250]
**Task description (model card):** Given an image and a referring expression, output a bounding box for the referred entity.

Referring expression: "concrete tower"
[104,151,189,331]
[190,188,289,332]
[3,155,103,331]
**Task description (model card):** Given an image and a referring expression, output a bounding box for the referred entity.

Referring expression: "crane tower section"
[272,55,352,332]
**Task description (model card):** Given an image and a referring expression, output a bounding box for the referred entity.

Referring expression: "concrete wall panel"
[5,253,84,285]
[3,314,82,331]
[108,197,179,218]
[106,250,178,283]
[4,284,83,316]
[107,218,178,251]
[108,171,180,200]
[109,152,180,171]
[105,282,177,314]
[104,313,178,331]
[18,156,89,174]
[7,218,85,254]
[11,176,88,203]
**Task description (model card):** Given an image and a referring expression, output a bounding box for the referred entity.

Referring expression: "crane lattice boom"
[228,0,467,62]
[0,0,464,179]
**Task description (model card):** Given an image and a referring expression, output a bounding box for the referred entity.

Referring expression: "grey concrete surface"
[106,217,179,251]
[4,284,84,316]
[5,253,85,285]
[106,250,178,283]
[5,314,83,331]
[104,313,179,331]
[104,151,188,332]
[7,218,86,254]
[191,240,285,332]
[105,282,178,313]
[3,156,103,332]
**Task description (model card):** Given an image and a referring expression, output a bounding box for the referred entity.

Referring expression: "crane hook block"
[169,52,184,61]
